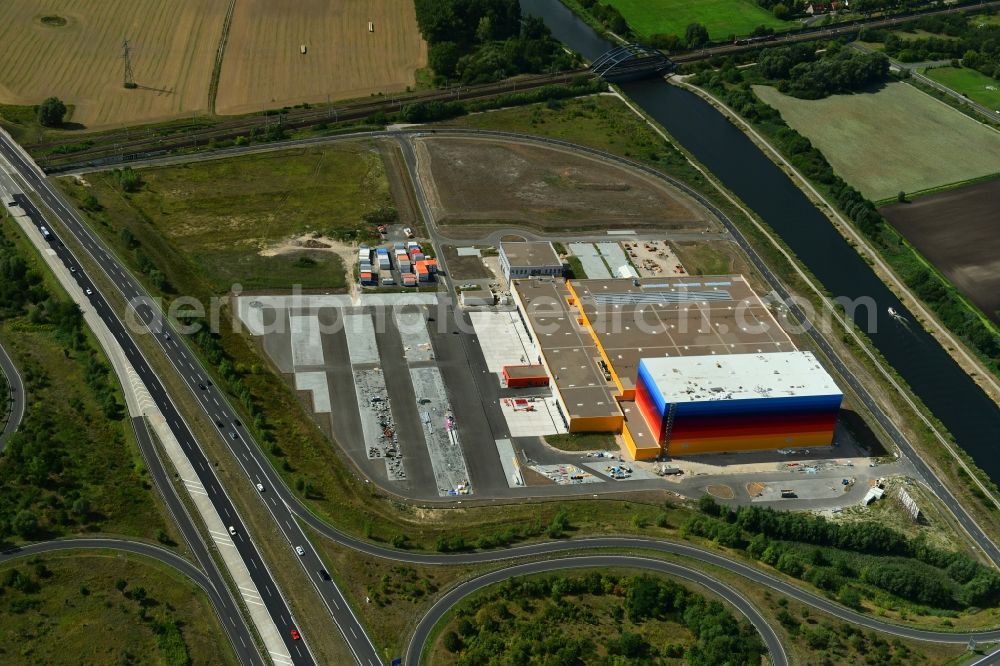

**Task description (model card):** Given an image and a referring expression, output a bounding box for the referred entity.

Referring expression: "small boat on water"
[888,307,899,317]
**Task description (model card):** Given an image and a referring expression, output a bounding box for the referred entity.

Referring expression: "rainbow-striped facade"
[636,353,842,456]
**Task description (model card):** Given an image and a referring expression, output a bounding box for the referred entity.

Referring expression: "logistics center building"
[510,275,843,459]
[636,353,843,455]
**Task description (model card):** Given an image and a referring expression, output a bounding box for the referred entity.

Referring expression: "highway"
[0,138,324,666]
[405,555,788,666]
[0,339,25,450]
[0,132,381,666]
[7,123,1000,665]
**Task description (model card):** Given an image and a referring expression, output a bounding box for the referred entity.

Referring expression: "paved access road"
[405,555,787,666]
[0,141,322,666]
[0,340,25,450]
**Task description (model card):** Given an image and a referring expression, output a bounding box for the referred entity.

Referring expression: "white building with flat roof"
[499,241,564,282]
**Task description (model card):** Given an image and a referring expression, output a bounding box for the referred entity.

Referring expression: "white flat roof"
[641,351,841,403]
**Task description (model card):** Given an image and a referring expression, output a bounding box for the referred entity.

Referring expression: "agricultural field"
[0,0,226,129]
[58,142,393,295]
[216,0,427,116]
[412,136,713,233]
[0,553,236,666]
[604,0,788,40]
[753,82,1000,200]
[881,178,1000,325]
[924,66,1000,110]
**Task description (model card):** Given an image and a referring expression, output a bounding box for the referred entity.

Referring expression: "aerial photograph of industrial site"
[0,1,999,665]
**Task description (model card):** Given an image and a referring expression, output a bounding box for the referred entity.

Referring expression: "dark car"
[317,569,331,581]
[198,383,206,390]
[215,420,224,428]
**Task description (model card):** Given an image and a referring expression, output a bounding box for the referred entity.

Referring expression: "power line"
[122,39,137,89]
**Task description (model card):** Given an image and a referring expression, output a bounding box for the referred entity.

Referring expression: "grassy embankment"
[0,553,237,666]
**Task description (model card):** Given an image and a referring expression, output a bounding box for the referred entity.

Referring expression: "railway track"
[31,0,1000,173]
[33,70,592,172]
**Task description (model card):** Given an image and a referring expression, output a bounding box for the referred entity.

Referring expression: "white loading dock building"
[499,241,564,282]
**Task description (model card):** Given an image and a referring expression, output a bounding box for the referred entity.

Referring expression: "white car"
[84,288,93,296]
[228,526,236,536]
[295,546,305,556]
[256,483,265,492]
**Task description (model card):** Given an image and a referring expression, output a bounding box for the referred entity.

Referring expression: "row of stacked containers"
[359,242,436,287]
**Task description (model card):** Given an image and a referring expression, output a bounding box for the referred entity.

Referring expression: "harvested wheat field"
[0,1,226,129]
[216,0,427,116]
[413,136,713,232]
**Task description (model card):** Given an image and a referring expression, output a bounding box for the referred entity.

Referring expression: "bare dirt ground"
[413,136,713,233]
[441,245,492,280]
[260,233,360,302]
[0,0,225,128]
[881,178,1000,325]
[216,0,427,115]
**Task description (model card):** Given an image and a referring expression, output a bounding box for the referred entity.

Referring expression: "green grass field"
[0,553,236,666]
[924,66,1000,111]
[753,82,1000,200]
[59,142,392,295]
[605,0,788,39]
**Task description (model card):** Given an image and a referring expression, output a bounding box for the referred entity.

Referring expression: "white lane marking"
[243,597,264,606]
[350,626,357,638]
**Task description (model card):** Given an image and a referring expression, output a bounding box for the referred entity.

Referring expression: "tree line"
[757,42,890,98]
[414,0,578,85]
[688,497,1000,610]
[867,12,1000,81]
[442,570,764,665]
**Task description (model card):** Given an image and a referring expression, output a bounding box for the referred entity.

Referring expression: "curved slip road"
[6,125,1000,663]
[405,554,786,666]
[0,538,251,659]
[0,340,25,450]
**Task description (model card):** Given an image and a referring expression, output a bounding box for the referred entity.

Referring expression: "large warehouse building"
[510,275,843,459]
[636,353,842,456]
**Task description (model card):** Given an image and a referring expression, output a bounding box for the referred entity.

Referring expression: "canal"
[521,0,1000,478]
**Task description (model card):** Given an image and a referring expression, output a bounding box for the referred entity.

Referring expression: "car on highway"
[198,383,206,390]
[216,420,224,428]
[69,266,76,273]
[317,569,331,581]
[295,546,305,556]
[256,483,265,492]
[229,432,238,441]
[290,628,301,641]
[228,526,236,536]
[84,288,93,296]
